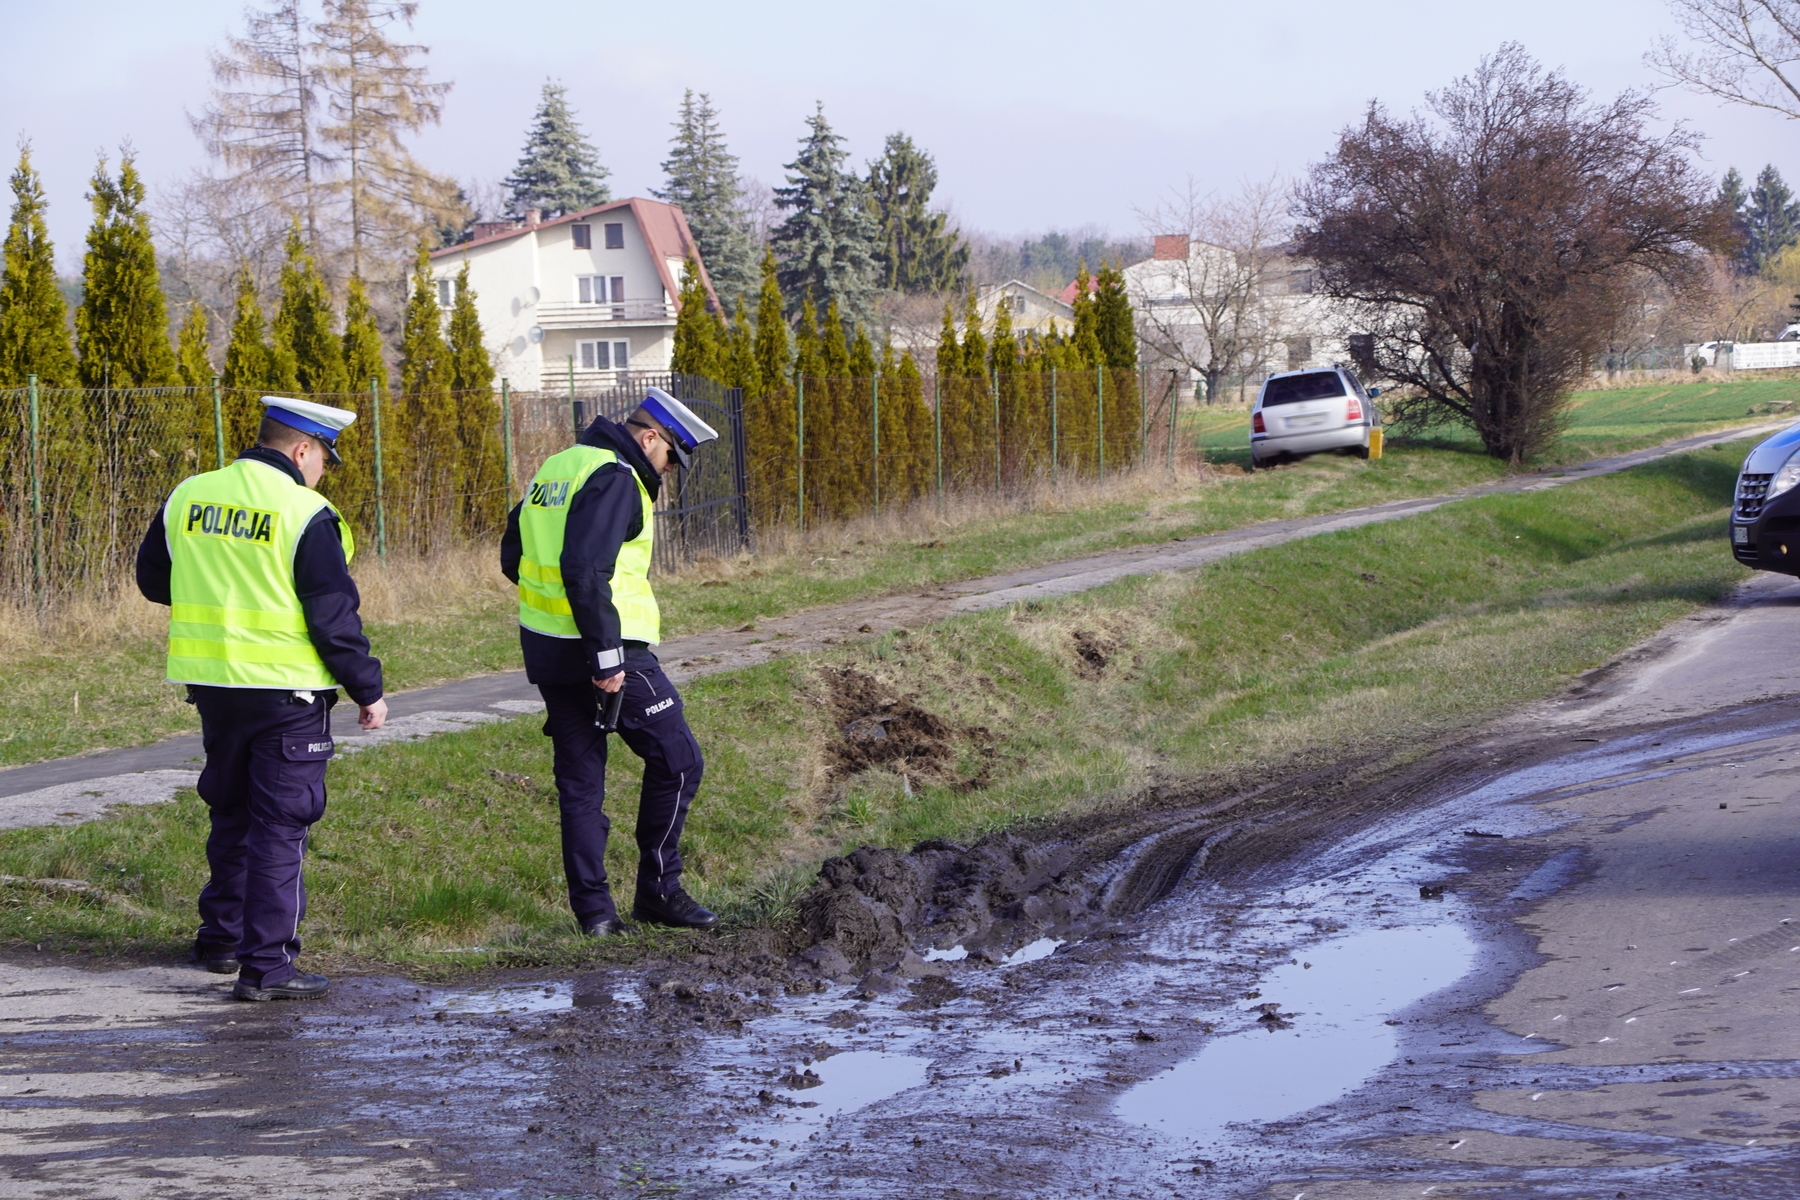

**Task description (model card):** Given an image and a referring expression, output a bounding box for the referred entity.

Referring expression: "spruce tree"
[656,90,756,313]
[772,104,880,325]
[505,81,610,218]
[868,133,968,293]
[75,152,178,388]
[176,305,214,388]
[1745,165,1800,274]
[670,257,725,379]
[1721,166,1748,269]
[0,146,77,387]
[272,220,346,395]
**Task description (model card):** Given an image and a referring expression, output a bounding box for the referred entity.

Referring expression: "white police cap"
[638,386,719,469]
[261,395,357,464]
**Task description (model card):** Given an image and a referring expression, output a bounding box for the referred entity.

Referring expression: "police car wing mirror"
[1367,387,1381,398]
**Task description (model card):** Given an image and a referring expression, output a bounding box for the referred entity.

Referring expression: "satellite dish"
[528,326,545,344]
[524,286,540,304]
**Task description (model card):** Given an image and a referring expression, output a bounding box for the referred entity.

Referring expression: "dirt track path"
[0,420,1780,828]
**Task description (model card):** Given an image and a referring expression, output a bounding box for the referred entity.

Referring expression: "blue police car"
[1732,422,1800,574]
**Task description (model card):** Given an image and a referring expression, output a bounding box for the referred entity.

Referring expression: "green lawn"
[0,437,1753,970]
[2,374,1783,768]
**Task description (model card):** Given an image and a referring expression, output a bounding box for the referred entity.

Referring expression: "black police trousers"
[191,688,334,987]
[539,647,704,926]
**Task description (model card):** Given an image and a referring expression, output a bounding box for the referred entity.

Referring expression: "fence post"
[500,377,515,496]
[729,387,751,550]
[211,374,226,468]
[370,376,387,561]
[27,374,44,611]
[1097,365,1106,476]
[1140,365,1147,464]
[567,354,580,437]
[796,375,806,535]
[1050,366,1059,484]
[990,367,1001,491]
[933,373,943,510]
[1167,370,1179,475]
[871,373,880,517]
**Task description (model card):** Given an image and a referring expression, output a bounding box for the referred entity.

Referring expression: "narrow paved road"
[0,420,1780,829]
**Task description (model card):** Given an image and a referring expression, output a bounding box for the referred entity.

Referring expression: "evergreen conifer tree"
[991,296,1022,476]
[272,220,346,395]
[794,299,823,517]
[747,251,795,527]
[505,81,610,218]
[0,146,77,387]
[341,273,386,391]
[817,301,855,515]
[75,152,178,388]
[868,133,968,293]
[671,258,725,379]
[176,305,214,389]
[221,269,286,449]
[893,348,931,500]
[1720,167,1749,269]
[446,260,502,530]
[329,272,387,527]
[724,300,759,397]
[1069,263,1102,367]
[934,299,968,484]
[397,241,455,548]
[772,104,880,325]
[1094,261,1138,467]
[1745,165,1800,274]
[847,323,878,512]
[656,90,756,313]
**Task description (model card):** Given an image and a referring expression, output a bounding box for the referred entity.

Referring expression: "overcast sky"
[3,0,1796,272]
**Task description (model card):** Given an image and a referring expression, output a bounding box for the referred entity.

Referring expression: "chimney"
[525,208,542,228]
[1154,234,1189,261]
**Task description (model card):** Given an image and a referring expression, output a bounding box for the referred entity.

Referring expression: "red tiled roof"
[1057,276,1100,305]
[430,197,720,314]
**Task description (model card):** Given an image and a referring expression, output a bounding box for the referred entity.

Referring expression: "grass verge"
[0,438,1752,971]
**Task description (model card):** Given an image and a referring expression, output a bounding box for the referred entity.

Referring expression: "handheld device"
[593,682,624,733]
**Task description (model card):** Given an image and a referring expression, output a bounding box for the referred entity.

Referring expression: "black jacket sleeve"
[500,499,523,584]
[135,507,172,605]
[560,462,644,678]
[293,508,384,706]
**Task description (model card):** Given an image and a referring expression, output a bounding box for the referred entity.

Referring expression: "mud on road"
[9,578,1800,1198]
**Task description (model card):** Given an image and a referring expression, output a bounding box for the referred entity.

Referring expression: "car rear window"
[1261,372,1346,406]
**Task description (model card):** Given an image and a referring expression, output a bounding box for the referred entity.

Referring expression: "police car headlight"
[1770,450,1800,501]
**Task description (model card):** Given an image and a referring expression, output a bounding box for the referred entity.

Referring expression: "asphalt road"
[4,512,1800,1195]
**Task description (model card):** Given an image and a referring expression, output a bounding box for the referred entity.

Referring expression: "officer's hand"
[594,674,624,694]
[359,698,388,730]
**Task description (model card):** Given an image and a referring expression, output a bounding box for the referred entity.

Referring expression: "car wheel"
[1352,443,1371,459]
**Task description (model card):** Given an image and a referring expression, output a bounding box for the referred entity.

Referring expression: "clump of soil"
[822,666,986,782]
[1069,629,1116,677]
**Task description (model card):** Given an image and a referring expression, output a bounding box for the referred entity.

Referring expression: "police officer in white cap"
[501,386,718,936]
[135,395,387,1000]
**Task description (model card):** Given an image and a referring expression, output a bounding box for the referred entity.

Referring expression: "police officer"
[135,396,386,1001]
[501,387,717,937]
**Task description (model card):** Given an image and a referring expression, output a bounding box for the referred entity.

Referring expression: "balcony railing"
[534,300,676,327]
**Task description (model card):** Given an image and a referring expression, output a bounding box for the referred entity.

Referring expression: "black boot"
[233,972,330,1001]
[581,916,635,938]
[632,887,718,930]
[190,941,240,975]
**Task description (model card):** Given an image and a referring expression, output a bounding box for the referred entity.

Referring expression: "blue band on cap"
[265,406,339,443]
[638,394,698,451]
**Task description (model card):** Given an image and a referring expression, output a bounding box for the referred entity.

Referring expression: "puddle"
[432,982,573,1015]
[767,1050,929,1124]
[1509,847,1585,901]
[923,946,969,962]
[1115,924,1476,1143]
[1002,937,1063,966]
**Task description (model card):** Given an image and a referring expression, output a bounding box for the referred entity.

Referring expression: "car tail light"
[1253,411,1265,434]
[1346,397,1363,421]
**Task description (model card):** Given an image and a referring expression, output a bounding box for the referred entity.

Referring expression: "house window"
[604,223,625,249]
[572,223,592,249]
[436,277,455,306]
[578,339,631,370]
[577,275,625,307]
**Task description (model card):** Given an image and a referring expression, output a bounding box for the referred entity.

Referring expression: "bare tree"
[1296,45,1725,463]
[1649,0,1800,120]
[1131,178,1294,402]
[190,0,334,249]
[314,0,458,277]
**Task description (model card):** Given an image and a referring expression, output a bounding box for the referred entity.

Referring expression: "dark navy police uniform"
[500,417,707,930]
[137,446,382,989]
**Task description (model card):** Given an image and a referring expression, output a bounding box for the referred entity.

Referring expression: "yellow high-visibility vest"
[517,445,659,643]
[164,458,355,689]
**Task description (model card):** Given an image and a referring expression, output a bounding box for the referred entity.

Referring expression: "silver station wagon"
[1250,366,1381,468]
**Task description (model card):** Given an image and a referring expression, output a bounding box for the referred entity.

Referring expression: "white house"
[974,280,1073,339]
[427,198,717,392]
